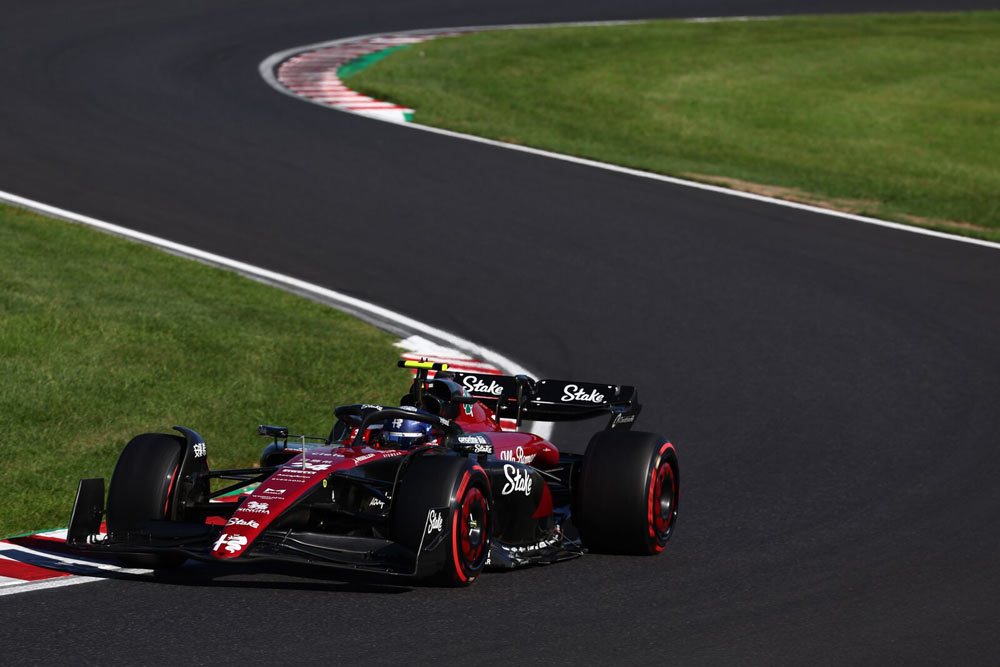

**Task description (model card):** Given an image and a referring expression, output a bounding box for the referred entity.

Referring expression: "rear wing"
[448,371,641,431]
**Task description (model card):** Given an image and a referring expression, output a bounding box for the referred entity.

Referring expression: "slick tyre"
[106,433,187,568]
[577,431,678,555]
[390,454,491,586]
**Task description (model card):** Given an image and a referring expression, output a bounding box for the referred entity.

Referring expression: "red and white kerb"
[275,33,464,123]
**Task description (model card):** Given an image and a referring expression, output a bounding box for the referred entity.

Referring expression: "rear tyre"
[390,454,491,586]
[576,430,678,555]
[106,433,188,568]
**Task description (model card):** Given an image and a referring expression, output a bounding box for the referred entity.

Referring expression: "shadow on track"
[94,560,416,595]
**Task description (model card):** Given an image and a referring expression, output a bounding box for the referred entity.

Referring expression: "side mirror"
[258,424,289,438]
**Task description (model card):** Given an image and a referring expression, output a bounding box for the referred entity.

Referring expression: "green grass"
[345,12,1000,241]
[0,204,411,537]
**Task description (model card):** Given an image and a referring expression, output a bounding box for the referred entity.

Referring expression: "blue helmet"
[380,415,434,448]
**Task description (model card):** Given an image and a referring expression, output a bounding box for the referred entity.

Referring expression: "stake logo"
[461,375,504,396]
[561,384,605,403]
[501,464,533,496]
[427,509,443,534]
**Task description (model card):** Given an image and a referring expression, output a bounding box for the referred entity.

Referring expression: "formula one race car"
[68,361,678,586]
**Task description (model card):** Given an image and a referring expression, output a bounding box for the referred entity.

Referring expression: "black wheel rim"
[460,487,488,566]
[651,461,676,540]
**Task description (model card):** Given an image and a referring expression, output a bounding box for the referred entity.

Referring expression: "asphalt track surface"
[2,1,999,664]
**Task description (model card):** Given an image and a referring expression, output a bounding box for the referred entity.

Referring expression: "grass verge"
[345,12,1000,241]
[0,204,411,537]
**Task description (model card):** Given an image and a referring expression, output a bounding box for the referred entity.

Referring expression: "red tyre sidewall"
[448,466,490,585]
[645,443,678,553]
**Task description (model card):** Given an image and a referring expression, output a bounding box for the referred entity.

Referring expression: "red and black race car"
[68,361,678,586]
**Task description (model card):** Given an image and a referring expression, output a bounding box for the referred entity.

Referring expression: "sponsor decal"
[463,403,474,416]
[226,517,260,529]
[213,533,248,554]
[240,501,270,514]
[505,533,561,554]
[501,464,533,496]
[361,404,384,410]
[355,453,376,463]
[368,497,385,509]
[426,509,443,535]
[273,470,312,479]
[499,446,535,464]
[561,384,605,403]
[192,442,207,458]
[461,375,504,396]
[457,434,492,453]
[263,488,286,496]
[612,413,636,426]
[399,405,417,413]
[279,462,330,474]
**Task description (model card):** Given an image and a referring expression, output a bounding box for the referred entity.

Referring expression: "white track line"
[0,575,106,598]
[259,21,1000,252]
[0,564,153,598]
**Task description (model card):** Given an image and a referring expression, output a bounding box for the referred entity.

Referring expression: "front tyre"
[106,433,188,569]
[447,474,490,585]
[576,431,678,555]
[389,454,492,586]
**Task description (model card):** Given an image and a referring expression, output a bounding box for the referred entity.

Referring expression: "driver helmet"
[380,414,434,449]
